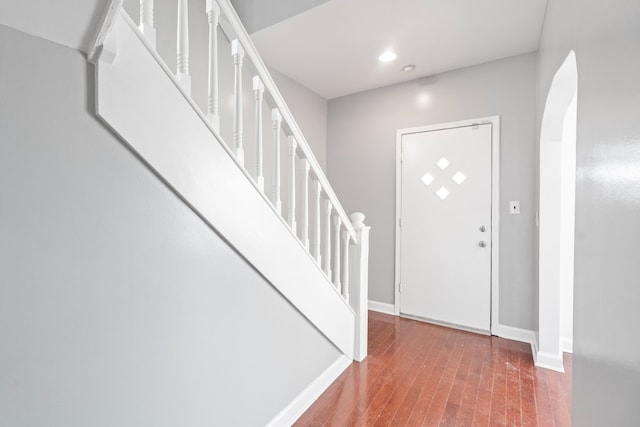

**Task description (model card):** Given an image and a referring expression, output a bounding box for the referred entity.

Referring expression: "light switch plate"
[509,201,521,214]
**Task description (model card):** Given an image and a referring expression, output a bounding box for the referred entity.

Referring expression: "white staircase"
[88,0,370,363]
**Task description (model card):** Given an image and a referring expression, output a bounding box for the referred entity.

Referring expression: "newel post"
[350,212,370,362]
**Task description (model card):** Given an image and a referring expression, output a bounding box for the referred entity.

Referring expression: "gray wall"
[0,24,341,426]
[270,67,328,170]
[327,53,538,330]
[536,0,640,424]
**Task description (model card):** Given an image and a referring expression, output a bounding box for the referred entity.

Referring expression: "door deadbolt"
[479,225,486,232]
[479,241,487,248]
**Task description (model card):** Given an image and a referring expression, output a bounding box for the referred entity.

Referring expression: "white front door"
[399,123,493,332]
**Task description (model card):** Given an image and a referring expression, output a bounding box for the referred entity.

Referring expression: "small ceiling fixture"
[378,51,397,62]
[402,64,416,72]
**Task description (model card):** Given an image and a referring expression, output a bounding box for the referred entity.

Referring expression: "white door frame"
[395,116,501,333]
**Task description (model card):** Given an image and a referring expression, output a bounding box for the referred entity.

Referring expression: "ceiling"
[250,0,548,99]
[230,0,331,34]
[0,0,111,52]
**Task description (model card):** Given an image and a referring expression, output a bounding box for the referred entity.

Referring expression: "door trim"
[395,116,501,334]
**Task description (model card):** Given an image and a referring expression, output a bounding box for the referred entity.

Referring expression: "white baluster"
[333,216,342,290]
[253,76,265,192]
[312,179,322,264]
[176,0,191,94]
[272,109,283,214]
[139,0,156,48]
[322,200,333,278]
[231,39,245,166]
[287,136,297,233]
[342,230,351,303]
[206,0,220,130]
[301,159,310,249]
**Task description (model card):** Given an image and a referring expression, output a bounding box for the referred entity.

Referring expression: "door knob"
[479,241,487,248]
[479,225,486,232]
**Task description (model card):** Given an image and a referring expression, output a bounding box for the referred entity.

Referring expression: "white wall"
[230,0,330,33]
[0,24,341,426]
[559,93,576,351]
[327,53,538,330]
[537,0,640,423]
[537,52,577,370]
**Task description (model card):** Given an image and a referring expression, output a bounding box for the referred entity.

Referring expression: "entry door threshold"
[399,313,491,336]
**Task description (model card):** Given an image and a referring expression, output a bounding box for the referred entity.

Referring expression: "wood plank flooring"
[295,311,572,426]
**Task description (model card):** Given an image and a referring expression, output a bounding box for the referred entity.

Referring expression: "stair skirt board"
[93,12,355,358]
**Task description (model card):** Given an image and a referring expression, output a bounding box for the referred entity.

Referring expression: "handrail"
[215,0,357,242]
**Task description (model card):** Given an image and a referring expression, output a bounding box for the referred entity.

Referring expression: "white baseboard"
[531,334,565,372]
[494,324,564,372]
[492,324,536,345]
[535,349,565,372]
[561,337,573,354]
[368,300,395,315]
[266,355,351,427]
[494,324,550,372]
[531,335,539,365]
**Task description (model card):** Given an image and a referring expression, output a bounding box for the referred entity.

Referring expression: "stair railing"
[122,0,370,360]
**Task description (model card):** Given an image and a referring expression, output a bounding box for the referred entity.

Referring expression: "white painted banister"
[287,136,297,233]
[322,200,333,277]
[123,0,359,244]
[341,231,351,303]
[350,212,370,362]
[214,0,357,243]
[312,179,322,264]
[272,109,283,214]
[176,0,191,94]
[301,159,310,249]
[231,39,245,166]
[94,1,373,362]
[206,0,220,130]
[253,76,265,191]
[333,216,342,290]
[139,0,156,48]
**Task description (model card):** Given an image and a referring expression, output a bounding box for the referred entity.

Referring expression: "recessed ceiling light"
[378,51,397,62]
[402,64,416,72]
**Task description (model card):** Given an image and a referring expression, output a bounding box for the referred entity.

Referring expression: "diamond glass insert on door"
[421,172,435,187]
[435,187,450,200]
[436,157,450,170]
[452,171,467,184]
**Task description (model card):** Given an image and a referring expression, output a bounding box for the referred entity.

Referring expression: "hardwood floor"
[295,311,572,426]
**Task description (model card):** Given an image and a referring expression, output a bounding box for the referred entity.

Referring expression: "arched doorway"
[537,51,577,372]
